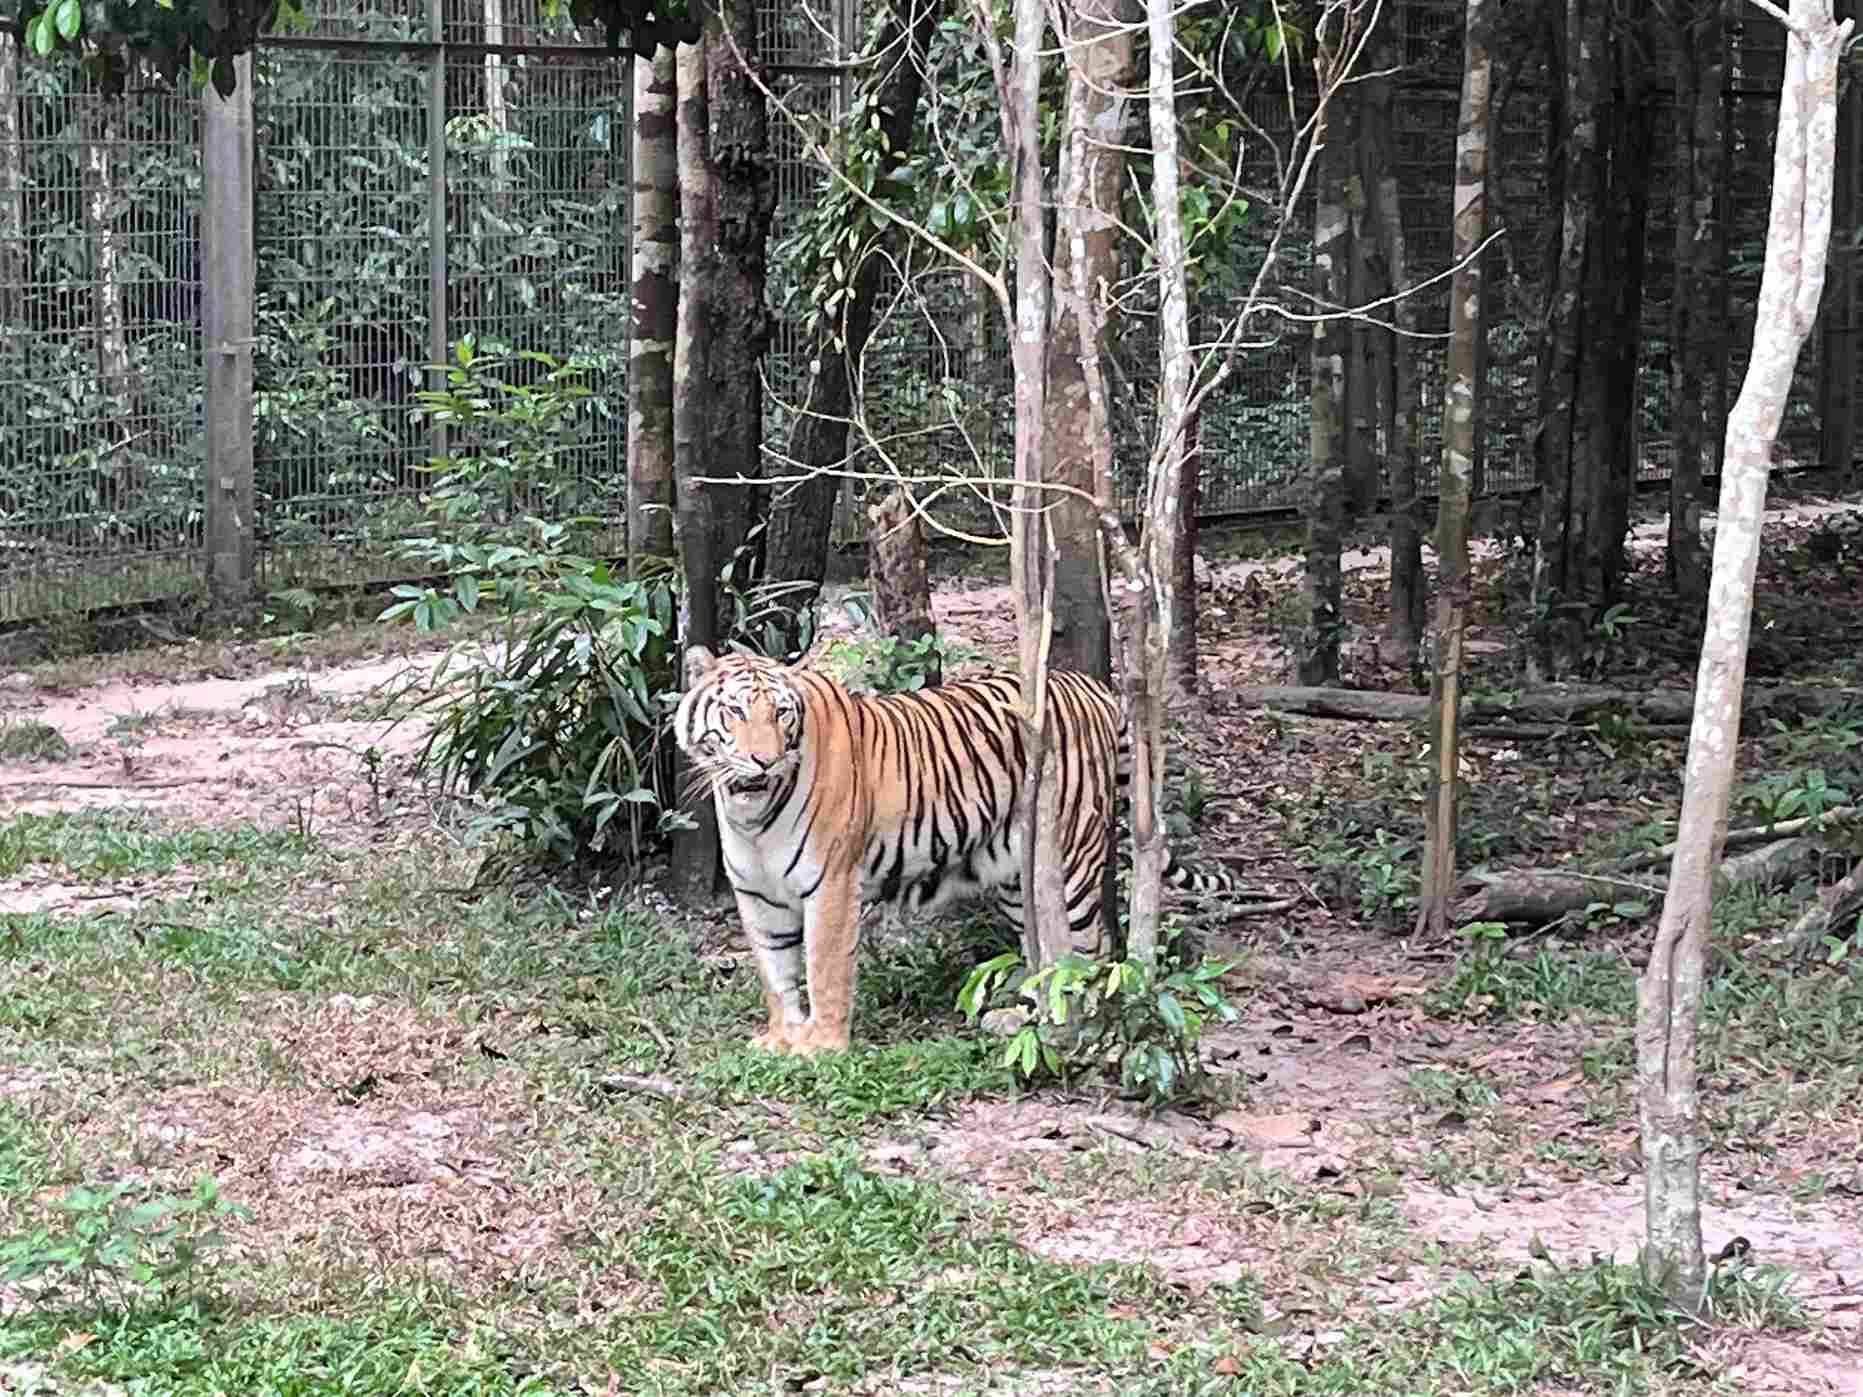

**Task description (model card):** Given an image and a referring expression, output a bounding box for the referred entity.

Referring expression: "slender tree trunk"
[971,0,1072,968]
[1046,0,1137,684]
[1668,0,1725,603]
[1530,0,1602,678]
[764,0,944,612]
[1639,0,1848,1310]
[1576,4,1653,603]
[1418,0,1493,937]
[629,47,679,563]
[1299,51,1351,687]
[1365,39,1422,680]
[1167,406,1200,702]
[83,97,133,415]
[670,39,723,903]
[483,0,510,191]
[0,32,24,334]
[1342,77,1376,520]
[1124,0,1197,968]
[1817,4,1859,490]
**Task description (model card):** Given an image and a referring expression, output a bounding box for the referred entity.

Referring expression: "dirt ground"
[3,496,1862,1394]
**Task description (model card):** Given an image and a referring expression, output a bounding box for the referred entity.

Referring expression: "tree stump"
[866,489,941,688]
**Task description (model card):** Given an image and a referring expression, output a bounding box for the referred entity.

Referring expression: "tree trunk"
[1366,38,1422,682]
[1638,0,1849,1311]
[970,0,1071,969]
[1417,0,1492,937]
[670,39,723,904]
[83,96,134,418]
[1167,406,1200,703]
[0,32,24,334]
[629,46,679,563]
[1045,0,1137,684]
[763,0,944,616]
[1817,3,1859,491]
[483,0,510,191]
[1124,0,1198,968]
[696,0,773,587]
[1299,51,1351,687]
[866,489,941,688]
[1667,0,1726,603]
[1530,0,1603,679]
[1575,4,1652,604]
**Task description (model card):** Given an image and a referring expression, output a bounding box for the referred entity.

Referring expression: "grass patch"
[0,719,69,761]
[596,1149,1227,1392]
[697,1035,1009,1124]
[0,810,314,879]
[0,1298,552,1397]
[1430,946,1637,1022]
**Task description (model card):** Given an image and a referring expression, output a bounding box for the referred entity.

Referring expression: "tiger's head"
[673,646,807,815]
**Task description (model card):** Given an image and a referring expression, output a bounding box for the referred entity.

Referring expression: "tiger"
[672,645,1242,1056]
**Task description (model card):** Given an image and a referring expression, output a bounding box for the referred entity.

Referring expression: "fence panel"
[0,68,201,622]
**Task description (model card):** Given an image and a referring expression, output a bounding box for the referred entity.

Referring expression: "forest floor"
[1,484,1861,1395]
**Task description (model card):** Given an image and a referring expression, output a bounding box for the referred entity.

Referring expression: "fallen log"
[1781,854,1863,958]
[1617,806,1855,871]
[1452,837,1823,926]
[1232,683,1861,727]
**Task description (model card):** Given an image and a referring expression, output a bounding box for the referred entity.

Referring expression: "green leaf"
[1155,991,1187,1034]
[53,0,81,42]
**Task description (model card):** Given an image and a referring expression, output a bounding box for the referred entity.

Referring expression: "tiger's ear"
[684,646,719,684]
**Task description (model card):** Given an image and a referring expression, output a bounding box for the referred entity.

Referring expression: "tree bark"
[1529,0,1603,678]
[1299,40,1351,688]
[970,0,1071,968]
[1367,38,1422,683]
[1167,407,1201,702]
[1123,0,1198,967]
[83,97,134,416]
[763,0,943,611]
[696,0,773,586]
[1638,0,1849,1312]
[1817,4,1859,491]
[670,38,722,903]
[1045,0,1137,684]
[1417,0,1492,938]
[865,489,941,687]
[0,32,24,335]
[628,46,679,563]
[1667,0,1726,603]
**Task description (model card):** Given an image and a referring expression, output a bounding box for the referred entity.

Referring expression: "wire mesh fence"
[0,64,202,621]
[0,0,1854,622]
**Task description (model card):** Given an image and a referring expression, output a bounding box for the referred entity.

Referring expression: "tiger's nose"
[753,752,781,771]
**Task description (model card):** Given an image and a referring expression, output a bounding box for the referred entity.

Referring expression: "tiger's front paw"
[782,1023,851,1057]
[749,1028,795,1054]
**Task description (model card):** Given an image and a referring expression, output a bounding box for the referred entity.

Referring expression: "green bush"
[958,938,1241,1106]
[382,341,685,868]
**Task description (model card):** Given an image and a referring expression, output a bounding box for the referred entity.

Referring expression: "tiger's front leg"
[733,890,806,1053]
[787,871,861,1056]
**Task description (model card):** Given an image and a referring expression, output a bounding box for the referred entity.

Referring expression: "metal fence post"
[202,53,256,604]
[428,0,448,460]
